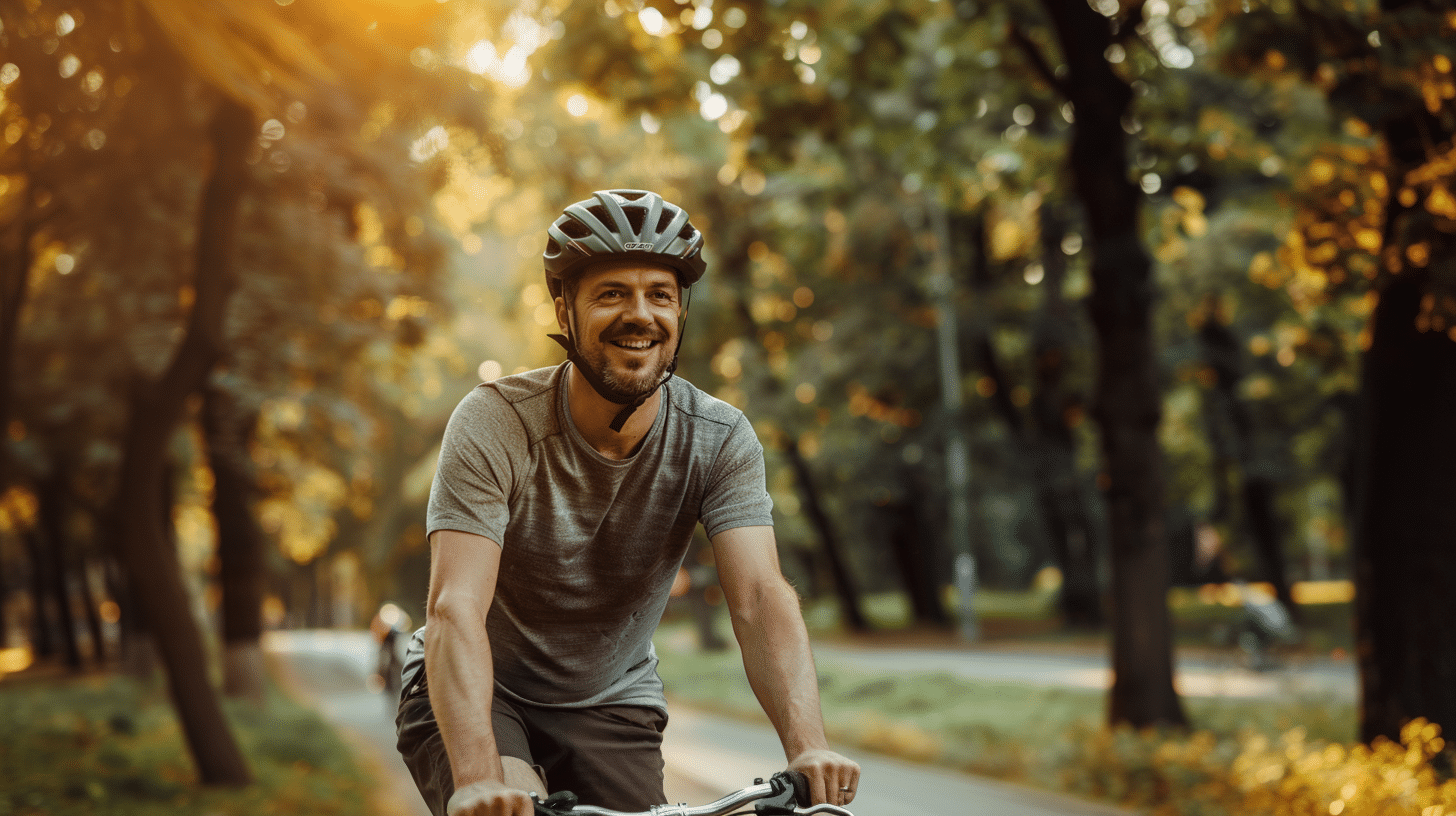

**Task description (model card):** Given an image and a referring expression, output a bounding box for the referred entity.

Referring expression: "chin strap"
[549,290,692,434]
[548,332,674,432]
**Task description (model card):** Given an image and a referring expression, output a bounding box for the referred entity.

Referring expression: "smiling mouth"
[609,338,660,351]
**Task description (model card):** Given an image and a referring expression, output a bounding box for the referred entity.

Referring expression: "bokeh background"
[1,1,1454,814]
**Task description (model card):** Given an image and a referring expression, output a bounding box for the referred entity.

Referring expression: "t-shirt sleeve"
[425,386,524,545]
[699,414,775,538]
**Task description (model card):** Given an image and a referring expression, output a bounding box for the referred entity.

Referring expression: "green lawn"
[655,587,1443,816]
[0,671,382,816]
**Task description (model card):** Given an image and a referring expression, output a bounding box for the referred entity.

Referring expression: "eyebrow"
[587,278,679,294]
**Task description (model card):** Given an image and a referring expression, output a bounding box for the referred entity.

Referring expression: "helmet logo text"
[623,242,655,251]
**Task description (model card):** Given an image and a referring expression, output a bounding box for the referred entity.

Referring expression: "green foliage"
[657,626,1455,816]
[0,673,378,816]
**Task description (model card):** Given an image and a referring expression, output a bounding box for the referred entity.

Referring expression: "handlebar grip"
[781,770,811,807]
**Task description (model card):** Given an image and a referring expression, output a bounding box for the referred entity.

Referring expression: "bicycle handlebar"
[530,771,855,816]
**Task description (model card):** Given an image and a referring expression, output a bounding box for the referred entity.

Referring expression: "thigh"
[394,677,542,816]
[528,705,668,811]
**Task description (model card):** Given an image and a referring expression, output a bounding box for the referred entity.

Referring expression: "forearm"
[425,600,504,788]
[730,579,829,760]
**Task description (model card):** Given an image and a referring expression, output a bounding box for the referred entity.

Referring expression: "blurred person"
[1233,580,1298,671]
[394,190,859,816]
[372,603,412,698]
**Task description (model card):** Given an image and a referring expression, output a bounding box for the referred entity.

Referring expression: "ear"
[554,296,571,335]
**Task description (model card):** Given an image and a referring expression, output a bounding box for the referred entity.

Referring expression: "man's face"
[556,261,682,398]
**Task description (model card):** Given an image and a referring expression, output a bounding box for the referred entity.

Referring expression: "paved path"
[265,629,1136,816]
[265,630,722,815]
[807,641,1356,701]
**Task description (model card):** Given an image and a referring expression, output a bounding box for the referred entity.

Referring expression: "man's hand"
[446,779,536,816]
[788,748,861,807]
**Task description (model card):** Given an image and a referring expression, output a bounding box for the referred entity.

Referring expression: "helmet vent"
[559,219,593,239]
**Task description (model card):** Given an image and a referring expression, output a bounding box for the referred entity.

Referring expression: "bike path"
[805,640,1356,701]
[265,630,723,816]
[265,629,1138,816]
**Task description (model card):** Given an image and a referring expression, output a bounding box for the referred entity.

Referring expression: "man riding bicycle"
[396,190,860,816]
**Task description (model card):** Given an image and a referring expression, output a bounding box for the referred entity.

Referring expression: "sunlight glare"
[464,13,546,88]
[639,7,666,36]
[694,81,727,120]
[709,54,740,85]
[466,40,498,74]
[567,94,589,117]
[410,125,449,162]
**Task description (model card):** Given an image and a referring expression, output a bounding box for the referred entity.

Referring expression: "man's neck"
[566,365,661,460]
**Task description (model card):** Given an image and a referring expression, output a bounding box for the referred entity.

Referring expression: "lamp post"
[927,200,978,642]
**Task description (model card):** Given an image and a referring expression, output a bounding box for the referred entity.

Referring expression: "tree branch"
[1007,22,1068,98]
[1113,0,1149,45]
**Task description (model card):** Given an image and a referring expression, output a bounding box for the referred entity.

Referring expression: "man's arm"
[425,529,543,816]
[711,525,861,806]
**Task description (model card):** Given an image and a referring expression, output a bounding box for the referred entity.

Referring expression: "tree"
[1218,0,1456,744]
[2,0,494,783]
[1019,0,1188,727]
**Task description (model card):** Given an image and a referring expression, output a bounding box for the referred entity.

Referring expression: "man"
[396,190,859,816]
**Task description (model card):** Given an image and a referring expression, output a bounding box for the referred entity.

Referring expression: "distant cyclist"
[395,190,860,816]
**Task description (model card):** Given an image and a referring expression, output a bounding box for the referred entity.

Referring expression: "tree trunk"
[0,559,8,650]
[75,553,107,663]
[1353,268,1456,743]
[1031,203,1103,628]
[1039,0,1186,727]
[38,471,83,670]
[782,437,871,633]
[0,189,38,654]
[110,97,254,786]
[23,529,56,660]
[1196,314,1299,617]
[1346,0,1456,746]
[202,384,268,702]
[884,492,951,628]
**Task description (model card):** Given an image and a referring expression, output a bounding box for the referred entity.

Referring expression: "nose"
[621,292,652,325]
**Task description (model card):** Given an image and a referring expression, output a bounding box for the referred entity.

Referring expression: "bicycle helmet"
[544,189,707,299]
[542,189,707,432]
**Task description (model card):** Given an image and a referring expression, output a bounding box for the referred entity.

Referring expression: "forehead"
[576,260,679,289]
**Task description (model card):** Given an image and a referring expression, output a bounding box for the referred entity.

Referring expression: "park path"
[805,639,1356,701]
[265,629,1138,816]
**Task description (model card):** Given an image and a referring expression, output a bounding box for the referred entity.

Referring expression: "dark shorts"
[395,671,668,816]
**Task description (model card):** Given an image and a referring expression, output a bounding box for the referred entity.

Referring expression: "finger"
[839,765,860,804]
[810,769,829,806]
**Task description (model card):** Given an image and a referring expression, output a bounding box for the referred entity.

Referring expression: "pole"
[927,200,978,641]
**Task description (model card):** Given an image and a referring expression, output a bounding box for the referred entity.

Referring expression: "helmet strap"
[547,288,692,434]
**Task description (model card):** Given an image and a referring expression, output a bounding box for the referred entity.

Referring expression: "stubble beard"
[581,327,673,401]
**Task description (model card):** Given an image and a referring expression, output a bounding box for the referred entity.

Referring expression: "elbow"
[426,590,487,635]
[728,576,801,631]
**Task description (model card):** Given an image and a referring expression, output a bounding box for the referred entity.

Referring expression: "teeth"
[615,340,654,349]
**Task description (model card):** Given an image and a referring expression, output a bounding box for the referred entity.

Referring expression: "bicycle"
[530,771,855,816]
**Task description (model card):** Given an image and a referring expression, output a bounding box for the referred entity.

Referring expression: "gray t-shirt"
[404,363,774,711]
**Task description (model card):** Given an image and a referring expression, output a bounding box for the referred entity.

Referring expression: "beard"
[578,322,674,401]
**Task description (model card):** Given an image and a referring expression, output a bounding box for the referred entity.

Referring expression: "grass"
[799,585,1358,654]
[656,625,1356,766]
[0,670,382,816]
[657,585,1456,815]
